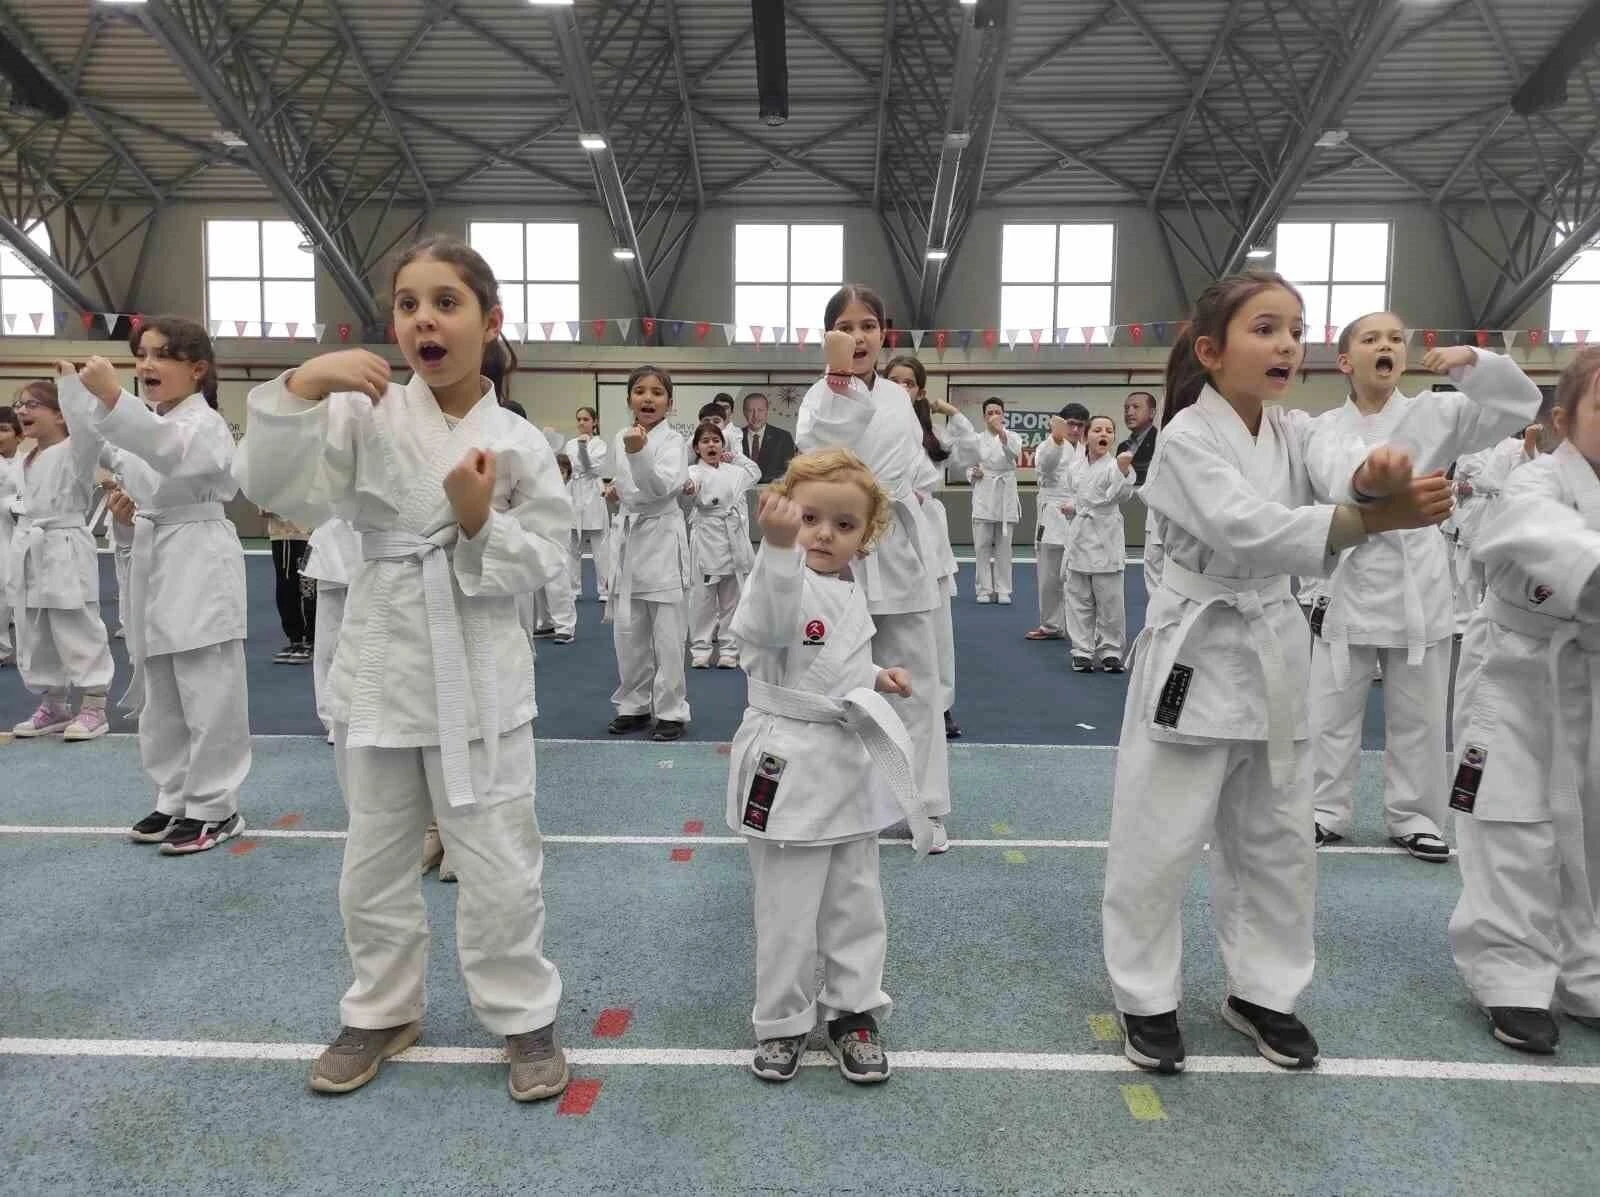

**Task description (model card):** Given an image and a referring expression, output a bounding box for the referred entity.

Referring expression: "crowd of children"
[7,238,1597,1097]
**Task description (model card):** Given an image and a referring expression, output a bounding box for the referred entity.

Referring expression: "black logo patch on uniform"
[1309,595,1330,637]
[803,619,827,646]
[1529,582,1553,606]
[742,753,787,831]
[1449,744,1487,814]
[1154,664,1194,728]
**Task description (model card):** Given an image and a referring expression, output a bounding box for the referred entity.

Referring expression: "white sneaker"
[62,706,110,741]
[975,595,993,605]
[690,656,712,669]
[997,595,1012,605]
[927,817,950,855]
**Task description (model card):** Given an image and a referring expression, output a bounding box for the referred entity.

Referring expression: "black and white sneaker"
[159,813,246,856]
[1071,656,1093,673]
[1314,823,1344,848]
[1487,1007,1558,1054]
[1391,832,1450,862]
[552,631,574,645]
[751,1035,807,1082]
[129,810,180,843]
[272,644,299,664]
[1222,996,1319,1069]
[1099,656,1124,673]
[1118,1010,1185,1074]
[826,1013,890,1084]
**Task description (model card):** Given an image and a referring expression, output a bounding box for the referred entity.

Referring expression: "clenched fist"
[287,350,391,402]
[80,356,123,407]
[823,330,855,374]
[875,667,912,697]
[444,448,496,538]
[756,490,804,549]
[621,424,648,454]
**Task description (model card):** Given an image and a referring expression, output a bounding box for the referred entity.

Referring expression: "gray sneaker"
[751,1034,807,1082]
[506,1024,569,1102]
[826,1013,890,1084]
[308,1021,421,1094]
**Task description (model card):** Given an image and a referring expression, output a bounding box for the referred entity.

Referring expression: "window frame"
[1550,230,1600,335]
[204,218,316,338]
[0,221,58,336]
[467,220,581,341]
[998,221,1116,343]
[732,222,844,342]
[1273,219,1392,337]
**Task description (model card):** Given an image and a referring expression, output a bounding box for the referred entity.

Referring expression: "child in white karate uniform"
[7,379,115,741]
[235,234,572,1103]
[563,406,609,602]
[606,366,692,742]
[525,453,578,645]
[1027,404,1088,643]
[1061,416,1135,672]
[967,398,1023,604]
[0,406,20,665]
[730,449,932,1084]
[686,420,759,669]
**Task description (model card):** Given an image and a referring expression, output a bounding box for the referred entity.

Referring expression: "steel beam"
[0,214,99,313]
[661,0,703,210]
[323,1,433,211]
[870,0,898,211]
[913,15,983,325]
[1485,204,1600,326]
[1149,0,1243,204]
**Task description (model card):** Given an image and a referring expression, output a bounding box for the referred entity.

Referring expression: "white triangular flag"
[772,327,785,345]
[617,318,634,339]
[209,320,223,336]
[102,312,118,329]
[721,323,736,344]
[541,322,555,341]
[313,324,326,340]
[566,321,581,341]
[1005,328,1020,349]
[909,329,924,349]
[1403,329,1416,347]
[1501,330,1518,349]
[30,312,42,331]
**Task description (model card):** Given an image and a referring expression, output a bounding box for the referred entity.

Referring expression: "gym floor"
[4,558,1591,1196]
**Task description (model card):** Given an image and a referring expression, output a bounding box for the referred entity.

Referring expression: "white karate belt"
[1319,534,1429,688]
[361,528,481,808]
[691,502,753,581]
[606,492,684,630]
[1157,560,1297,788]
[121,501,227,712]
[11,514,91,674]
[744,676,935,856]
[1475,592,1600,910]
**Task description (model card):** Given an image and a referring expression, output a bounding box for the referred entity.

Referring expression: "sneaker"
[927,816,950,855]
[717,657,740,669]
[826,1013,889,1083]
[1099,656,1124,673]
[129,810,180,843]
[608,713,652,735]
[944,710,962,739]
[272,644,299,664]
[62,706,110,741]
[13,701,71,737]
[421,825,444,873]
[159,813,246,856]
[553,631,574,645]
[290,642,314,663]
[690,656,711,669]
[1118,1010,1185,1074]
[751,1034,807,1082]
[1314,823,1344,847]
[506,1024,569,1102]
[1024,627,1064,641]
[1487,1007,1559,1054]
[530,625,557,639]
[998,595,1012,605]
[1221,996,1319,1069]
[975,594,993,604]
[1391,832,1450,862]
[309,1021,422,1094]
[651,719,686,742]
[1071,656,1093,673]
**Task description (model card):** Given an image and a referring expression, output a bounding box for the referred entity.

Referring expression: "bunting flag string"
[617,318,634,340]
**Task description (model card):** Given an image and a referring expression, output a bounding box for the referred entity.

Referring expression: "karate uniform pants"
[1063,569,1125,662]
[688,573,742,661]
[1143,535,1166,594]
[611,596,690,723]
[972,520,1013,600]
[0,572,11,659]
[312,584,347,728]
[334,722,562,1036]
[1449,814,1600,1016]
[532,570,577,637]
[872,608,950,817]
[1035,540,1066,636]
[140,640,251,822]
[17,605,114,694]
[1103,720,1316,1016]
[571,528,609,600]
[1310,639,1451,840]
[934,589,956,712]
[747,835,891,1039]
[1450,541,1485,634]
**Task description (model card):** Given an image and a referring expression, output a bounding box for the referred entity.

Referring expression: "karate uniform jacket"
[1034,436,1084,547]
[1452,435,1530,548]
[609,421,690,604]
[0,452,18,600]
[5,424,101,611]
[563,435,610,533]
[1063,453,1134,575]
[304,516,365,590]
[687,454,759,582]
[969,428,1024,526]
[797,374,942,616]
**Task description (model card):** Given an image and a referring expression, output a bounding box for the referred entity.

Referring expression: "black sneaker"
[1488,1007,1558,1054]
[944,710,962,739]
[1118,1010,1185,1073]
[651,719,685,742]
[159,813,246,856]
[1221,996,1319,1069]
[272,644,299,664]
[751,1035,807,1082]
[130,810,179,843]
[607,713,652,735]
[1071,656,1093,673]
[553,631,574,645]
[826,1012,889,1084]
[530,625,557,639]
[1391,832,1450,862]
[1314,823,1344,847]
[1100,656,1124,673]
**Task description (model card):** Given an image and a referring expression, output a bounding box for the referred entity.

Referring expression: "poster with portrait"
[594,379,808,467]
[945,384,1162,482]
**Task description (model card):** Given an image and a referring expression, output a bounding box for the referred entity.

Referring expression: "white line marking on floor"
[0,1037,1591,1084]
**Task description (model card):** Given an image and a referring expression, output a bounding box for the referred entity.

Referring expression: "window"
[734,223,843,341]
[999,223,1114,343]
[206,219,316,337]
[1273,221,1390,336]
[469,222,580,340]
[0,222,57,336]
[1550,231,1600,334]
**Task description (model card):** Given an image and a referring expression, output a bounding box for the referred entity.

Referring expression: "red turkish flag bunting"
[1475,329,1490,347]
[338,323,352,343]
[934,330,948,351]
[591,319,607,341]
[79,311,95,332]
[1130,324,1144,344]
[1422,329,1438,348]
[642,317,656,338]
[1528,329,1544,347]
[694,321,710,342]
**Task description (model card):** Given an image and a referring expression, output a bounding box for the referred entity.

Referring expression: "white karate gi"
[65,379,252,822]
[727,543,928,1038]
[1102,385,1369,1016]
[0,451,18,660]
[687,451,759,664]
[607,421,691,723]
[799,374,951,817]
[1448,440,1600,1017]
[1307,352,1541,841]
[235,371,570,1036]
[1034,436,1083,637]
[1062,453,1134,663]
[925,411,977,709]
[969,426,1023,601]
[564,434,610,599]
[304,517,364,728]
[1447,436,1528,632]
[5,415,113,697]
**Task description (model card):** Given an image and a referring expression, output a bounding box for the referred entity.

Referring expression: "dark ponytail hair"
[131,316,219,408]
[911,398,950,464]
[824,283,887,330]
[0,404,19,435]
[483,335,517,406]
[1162,270,1302,428]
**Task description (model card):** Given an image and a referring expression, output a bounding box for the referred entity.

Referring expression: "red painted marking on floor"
[669,847,694,863]
[557,1078,602,1116]
[272,813,302,829]
[714,743,731,756]
[227,840,258,856]
[592,1008,632,1038]
[682,820,704,835]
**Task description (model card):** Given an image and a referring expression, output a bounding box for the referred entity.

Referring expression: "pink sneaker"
[13,701,72,738]
[63,706,110,742]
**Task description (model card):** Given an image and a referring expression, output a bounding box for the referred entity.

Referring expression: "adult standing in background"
[1117,390,1158,484]
[741,392,797,484]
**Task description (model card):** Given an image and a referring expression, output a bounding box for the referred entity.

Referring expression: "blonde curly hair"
[767,448,894,550]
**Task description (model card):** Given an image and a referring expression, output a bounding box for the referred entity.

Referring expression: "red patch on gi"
[592,1008,632,1038]
[557,1078,603,1116]
[804,619,826,645]
[670,847,694,862]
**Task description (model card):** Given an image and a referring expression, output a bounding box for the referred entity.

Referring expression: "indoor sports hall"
[2,2,1599,1194]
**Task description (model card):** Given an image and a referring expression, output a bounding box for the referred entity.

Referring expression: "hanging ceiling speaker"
[0,33,69,120]
[751,0,788,126]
